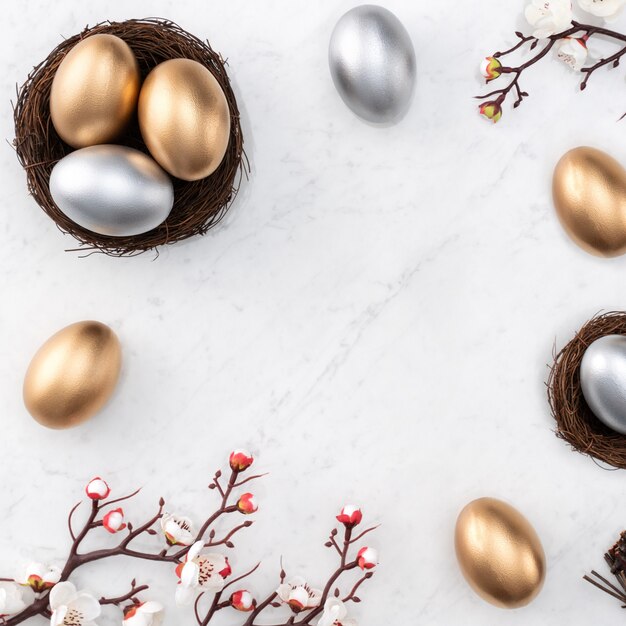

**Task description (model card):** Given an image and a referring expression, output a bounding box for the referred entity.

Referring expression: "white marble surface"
[2,1,626,624]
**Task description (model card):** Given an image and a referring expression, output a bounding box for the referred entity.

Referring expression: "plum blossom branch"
[0,450,263,626]
[0,451,378,626]
[189,505,378,626]
[477,0,626,123]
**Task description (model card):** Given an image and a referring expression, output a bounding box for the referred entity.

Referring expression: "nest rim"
[13,17,247,257]
[548,311,626,470]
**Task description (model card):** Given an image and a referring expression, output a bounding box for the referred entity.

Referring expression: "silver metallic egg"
[49,145,174,237]
[328,4,416,124]
[580,335,626,435]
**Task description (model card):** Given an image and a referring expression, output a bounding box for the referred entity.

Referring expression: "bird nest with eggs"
[548,312,626,470]
[13,18,247,256]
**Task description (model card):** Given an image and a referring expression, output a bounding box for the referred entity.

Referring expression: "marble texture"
[1,1,626,624]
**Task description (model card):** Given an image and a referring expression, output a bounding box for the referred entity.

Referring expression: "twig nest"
[13,18,246,256]
[548,312,626,469]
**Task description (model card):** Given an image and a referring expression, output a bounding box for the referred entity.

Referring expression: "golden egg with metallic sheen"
[553,146,626,257]
[455,497,546,609]
[50,34,140,148]
[138,58,230,181]
[23,321,122,429]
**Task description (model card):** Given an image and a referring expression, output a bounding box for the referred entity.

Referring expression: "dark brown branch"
[222,562,261,592]
[207,521,253,548]
[101,488,143,509]
[233,473,269,488]
[67,502,81,541]
[478,21,626,118]
[349,525,380,544]
[343,572,373,602]
[99,582,149,606]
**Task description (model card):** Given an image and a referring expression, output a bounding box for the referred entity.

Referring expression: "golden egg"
[50,34,140,148]
[138,58,230,181]
[454,497,546,609]
[23,321,122,429]
[553,146,626,257]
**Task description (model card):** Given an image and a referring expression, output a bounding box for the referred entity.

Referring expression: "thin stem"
[222,562,261,592]
[101,488,142,509]
[99,582,149,606]
[67,502,81,541]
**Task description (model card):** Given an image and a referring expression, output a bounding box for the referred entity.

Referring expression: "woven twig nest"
[548,312,626,469]
[13,18,246,256]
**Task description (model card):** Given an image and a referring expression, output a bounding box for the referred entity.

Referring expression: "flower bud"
[336,505,362,527]
[237,493,258,514]
[480,56,502,81]
[85,477,110,500]
[230,590,256,611]
[479,101,502,124]
[357,546,378,570]
[229,449,254,472]
[102,507,127,533]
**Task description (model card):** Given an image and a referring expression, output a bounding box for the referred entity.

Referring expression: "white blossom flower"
[276,577,322,611]
[49,581,100,626]
[123,601,164,626]
[556,36,589,69]
[174,541,231,607]
[17,562,62,592]
[317,598,357,626]
[525,0,573,38]
[0,582,28,617]
[578,0,626,20]
[160,513,194,546]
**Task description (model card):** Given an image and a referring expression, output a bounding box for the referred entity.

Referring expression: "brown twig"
[585,531,626,607]
[2,459,264,626]
[477,21,626,118]
[99,580,149,606]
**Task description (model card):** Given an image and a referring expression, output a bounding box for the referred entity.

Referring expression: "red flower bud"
[237,493,258,514]
[229,449,254,472]
[336,505,362,527]
[85,477,110,500]
[230,590,256,611]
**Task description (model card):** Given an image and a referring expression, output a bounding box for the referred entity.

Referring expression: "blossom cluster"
[478,0,626,123]
[0,450,378,626]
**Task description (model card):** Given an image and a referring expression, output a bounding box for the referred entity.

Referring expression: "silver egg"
[328,4,416,124]
[580,334,626,435]
[49,145,174,237]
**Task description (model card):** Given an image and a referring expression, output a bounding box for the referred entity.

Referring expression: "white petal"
[307,588,323,608]
[201,573,225,593]
[324,598,347,619]
[138,601,163,614]
[276,583,291,602]
[187,541,204,562]
[71,593,101,621]
[49,581,77,611]
[50,607,67,626]
[175,585,195,607]
[44,567,63,584]
[180,561,200,587]
[289,586,309,608]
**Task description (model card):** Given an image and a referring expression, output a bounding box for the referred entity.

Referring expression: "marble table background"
[1,1,626,624]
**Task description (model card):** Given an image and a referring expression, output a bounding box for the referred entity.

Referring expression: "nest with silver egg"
[547,311,626,470]
[13,18,246,256]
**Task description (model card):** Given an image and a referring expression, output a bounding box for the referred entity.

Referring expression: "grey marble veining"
[1,1,626,625]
